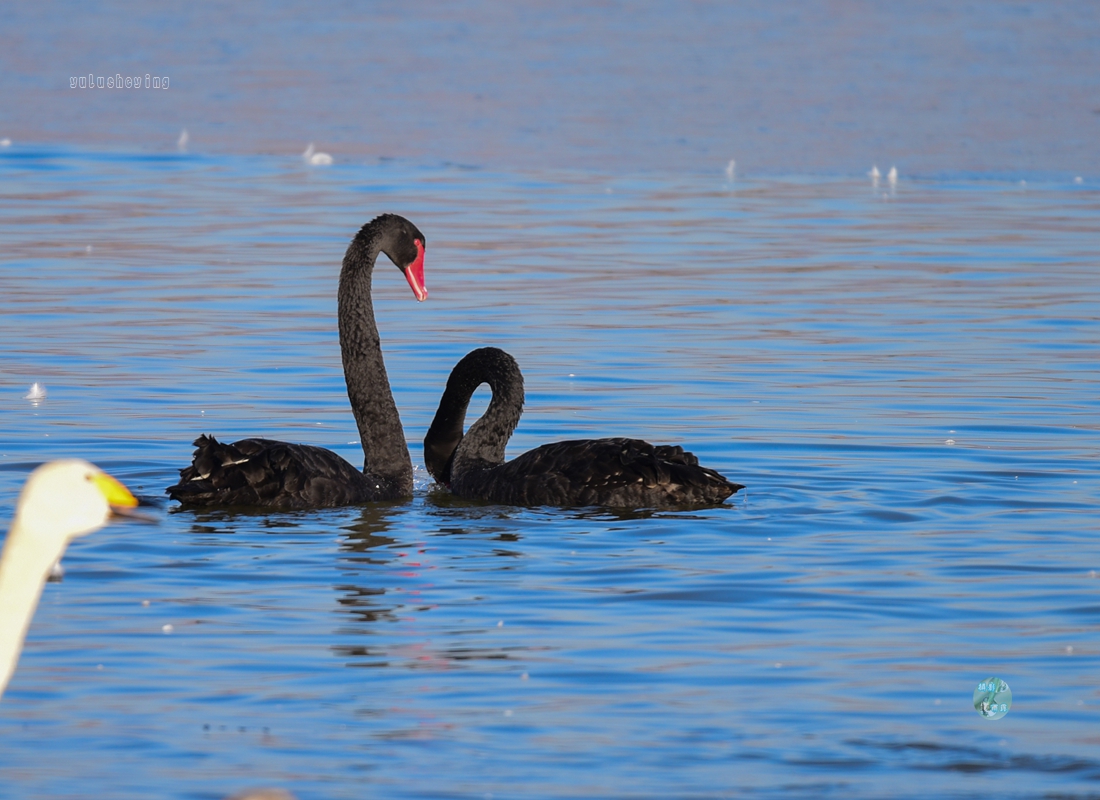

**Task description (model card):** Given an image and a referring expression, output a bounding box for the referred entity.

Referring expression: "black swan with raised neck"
[167,213,427,509]
[424,348,742,508]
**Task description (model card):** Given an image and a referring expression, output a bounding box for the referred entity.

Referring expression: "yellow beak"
[92,471,139,510]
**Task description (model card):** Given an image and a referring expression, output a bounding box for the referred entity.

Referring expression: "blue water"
[5,2,1100,178]
[0,146,1098,799]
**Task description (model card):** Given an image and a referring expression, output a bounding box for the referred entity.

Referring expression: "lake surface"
[0,147,1098,799]
[5,1,1100,177]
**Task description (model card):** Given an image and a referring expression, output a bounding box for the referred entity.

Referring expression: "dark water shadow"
[422,484,738,523]
[339,501,402,554]
[331,504,403,656]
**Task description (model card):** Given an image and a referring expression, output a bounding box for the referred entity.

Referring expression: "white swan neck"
[0,521,63,698]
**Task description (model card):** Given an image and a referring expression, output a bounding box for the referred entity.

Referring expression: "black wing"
[467,438,742,508]
[167,435,374,509]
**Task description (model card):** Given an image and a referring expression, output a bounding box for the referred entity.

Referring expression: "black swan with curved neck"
[424,348,742,508]
[167,213,427,509]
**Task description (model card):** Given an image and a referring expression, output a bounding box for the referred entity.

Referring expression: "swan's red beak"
[404,239,428,302]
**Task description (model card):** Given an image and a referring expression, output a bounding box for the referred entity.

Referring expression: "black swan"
[423,348,742,508]
[167,214,426,509]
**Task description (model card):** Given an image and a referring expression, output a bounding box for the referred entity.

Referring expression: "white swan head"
[12,460,137,545]
[0,460,139,699]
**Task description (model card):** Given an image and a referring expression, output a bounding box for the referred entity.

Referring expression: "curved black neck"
[424,348,524,484]
[338,220,413,496]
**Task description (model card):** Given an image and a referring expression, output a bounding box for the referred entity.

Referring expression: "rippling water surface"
[1,148,1098,799]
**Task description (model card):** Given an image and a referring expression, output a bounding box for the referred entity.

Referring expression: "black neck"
[338,220,413,495]
[425,348,524,483]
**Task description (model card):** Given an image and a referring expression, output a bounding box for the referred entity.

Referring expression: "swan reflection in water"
[331,503,529,672]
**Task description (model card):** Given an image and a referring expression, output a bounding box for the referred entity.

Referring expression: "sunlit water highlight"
[0,147,1098,799]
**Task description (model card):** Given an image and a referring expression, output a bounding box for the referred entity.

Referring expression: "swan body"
[302,143,333,166]
[0,460,138,699]
[170,435,396,507]
[168,214,427,509]
[424,348,743,508]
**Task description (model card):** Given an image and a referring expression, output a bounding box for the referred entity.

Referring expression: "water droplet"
[24,382,47,402]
